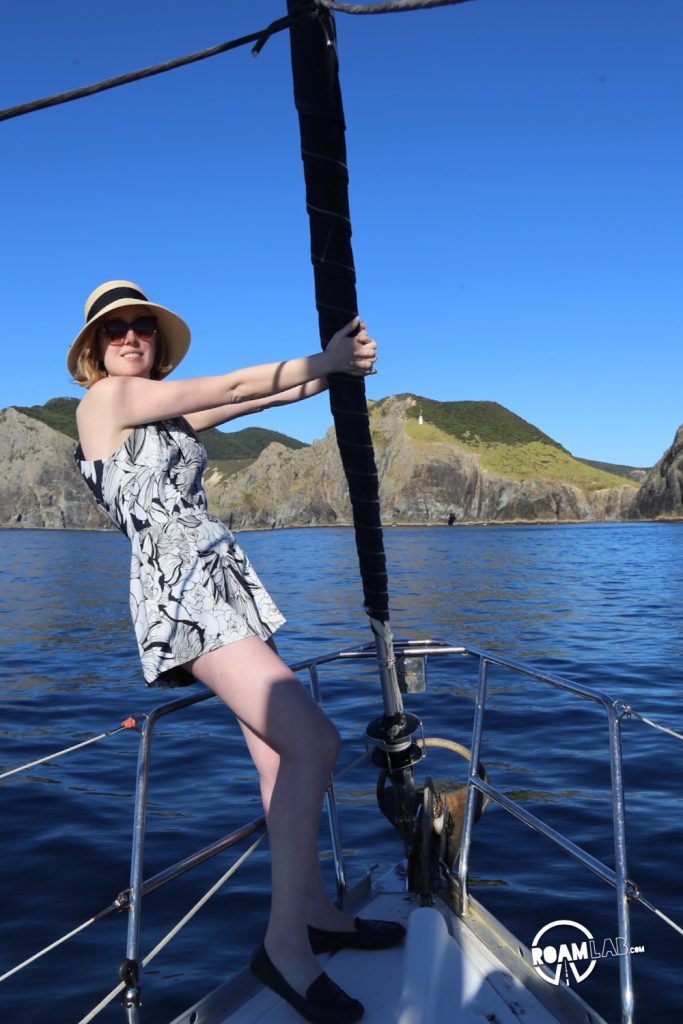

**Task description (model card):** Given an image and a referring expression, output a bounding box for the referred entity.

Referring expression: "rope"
[0,718,139,781]
[317,0,473,12]
[76,833,266,1024]
[0,15,298,123]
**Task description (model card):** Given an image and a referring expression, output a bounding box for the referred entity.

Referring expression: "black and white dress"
[75,418,285,686]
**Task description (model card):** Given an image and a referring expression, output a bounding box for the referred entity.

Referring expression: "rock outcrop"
[632,425,683,519]
[204,397,638,527]
[0,408,109,530]
[0,397,649,530]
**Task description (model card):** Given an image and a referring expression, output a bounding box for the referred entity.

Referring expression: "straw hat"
[67,280,191,379]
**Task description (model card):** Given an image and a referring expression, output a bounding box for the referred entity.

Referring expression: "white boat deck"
[172,886,608,1024]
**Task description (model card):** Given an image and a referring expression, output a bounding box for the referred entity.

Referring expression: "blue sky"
[2,0,681,467]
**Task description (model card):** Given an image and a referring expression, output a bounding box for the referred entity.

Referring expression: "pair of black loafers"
[250,917,406,1023]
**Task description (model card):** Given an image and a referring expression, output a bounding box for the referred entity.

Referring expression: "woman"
[69,280,404,1024]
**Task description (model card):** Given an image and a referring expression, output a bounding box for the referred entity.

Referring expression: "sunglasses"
[99,316,158,342]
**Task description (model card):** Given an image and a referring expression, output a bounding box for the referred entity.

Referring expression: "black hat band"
[87,286,148,322]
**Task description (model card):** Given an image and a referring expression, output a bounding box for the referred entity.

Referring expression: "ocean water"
[1,523,682,1023]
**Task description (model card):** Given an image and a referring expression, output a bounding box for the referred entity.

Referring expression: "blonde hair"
[72,325,173,388]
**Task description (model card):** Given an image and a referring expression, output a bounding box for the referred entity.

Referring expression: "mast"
[287,2,423,846]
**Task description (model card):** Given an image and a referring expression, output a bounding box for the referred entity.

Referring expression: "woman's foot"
[308,916,406,954]
[307,906,360,931]
[262,932,321,995]
[250,943,364,1023]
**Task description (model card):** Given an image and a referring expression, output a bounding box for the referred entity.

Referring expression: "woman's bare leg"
[238,718,358,932]
[190,636,341,994]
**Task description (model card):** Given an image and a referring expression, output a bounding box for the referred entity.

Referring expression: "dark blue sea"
[1,523,682,1023]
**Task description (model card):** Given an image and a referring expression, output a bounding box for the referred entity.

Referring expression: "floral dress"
[75,418,285,686]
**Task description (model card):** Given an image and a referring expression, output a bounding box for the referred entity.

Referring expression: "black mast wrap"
[287,7,426,842]
[287,4,389,626]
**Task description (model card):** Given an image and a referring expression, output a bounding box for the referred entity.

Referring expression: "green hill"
[15,397,81,440]
[575,457,648,482]
[388,395,639,492]
[398,396,566,448]
[201,426,306,460]
[13,397,307,460]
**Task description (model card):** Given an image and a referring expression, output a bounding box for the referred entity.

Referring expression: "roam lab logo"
[531,919,645,986]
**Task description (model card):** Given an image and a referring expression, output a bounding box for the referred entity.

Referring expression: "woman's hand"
[324,317,378,377]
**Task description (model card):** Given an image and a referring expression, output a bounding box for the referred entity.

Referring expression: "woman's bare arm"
[184,320,374,432]
[81,318,375,431]
[76,319,376,460]
[185,377,330,433]
[83,351,329,431]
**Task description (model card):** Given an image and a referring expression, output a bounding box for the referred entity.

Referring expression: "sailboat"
[1,3,679,1023]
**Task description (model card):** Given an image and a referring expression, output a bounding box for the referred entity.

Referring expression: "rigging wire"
[76,834,266,1024]
[0,0,474,124]
[0,905,116,984]
[0,13,298,123]
[617,703,683,744]
[317,0,472,12]
[0,717,140,781]
[0,748,362,990]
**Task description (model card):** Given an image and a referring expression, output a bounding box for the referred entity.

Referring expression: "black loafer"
[250,943,364,1023]
[308,917,406,954]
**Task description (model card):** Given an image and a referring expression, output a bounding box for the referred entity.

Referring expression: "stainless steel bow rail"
[2,639,682,1024]
[453,643,683,1024]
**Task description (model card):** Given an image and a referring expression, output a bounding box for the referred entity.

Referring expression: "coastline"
[2,516,681,535]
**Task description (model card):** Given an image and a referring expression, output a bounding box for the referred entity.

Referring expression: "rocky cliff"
[204,397,638,527]
[632,425,683,519]
[0,397,659,531]
[0,408,109,529]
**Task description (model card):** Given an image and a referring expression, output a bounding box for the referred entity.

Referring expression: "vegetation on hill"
[13,397,307,460]
[16,398,80,439]
[394,395,638,491]
[576,457,649,481]
[399,396,567,450]
[202,426,306,460]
